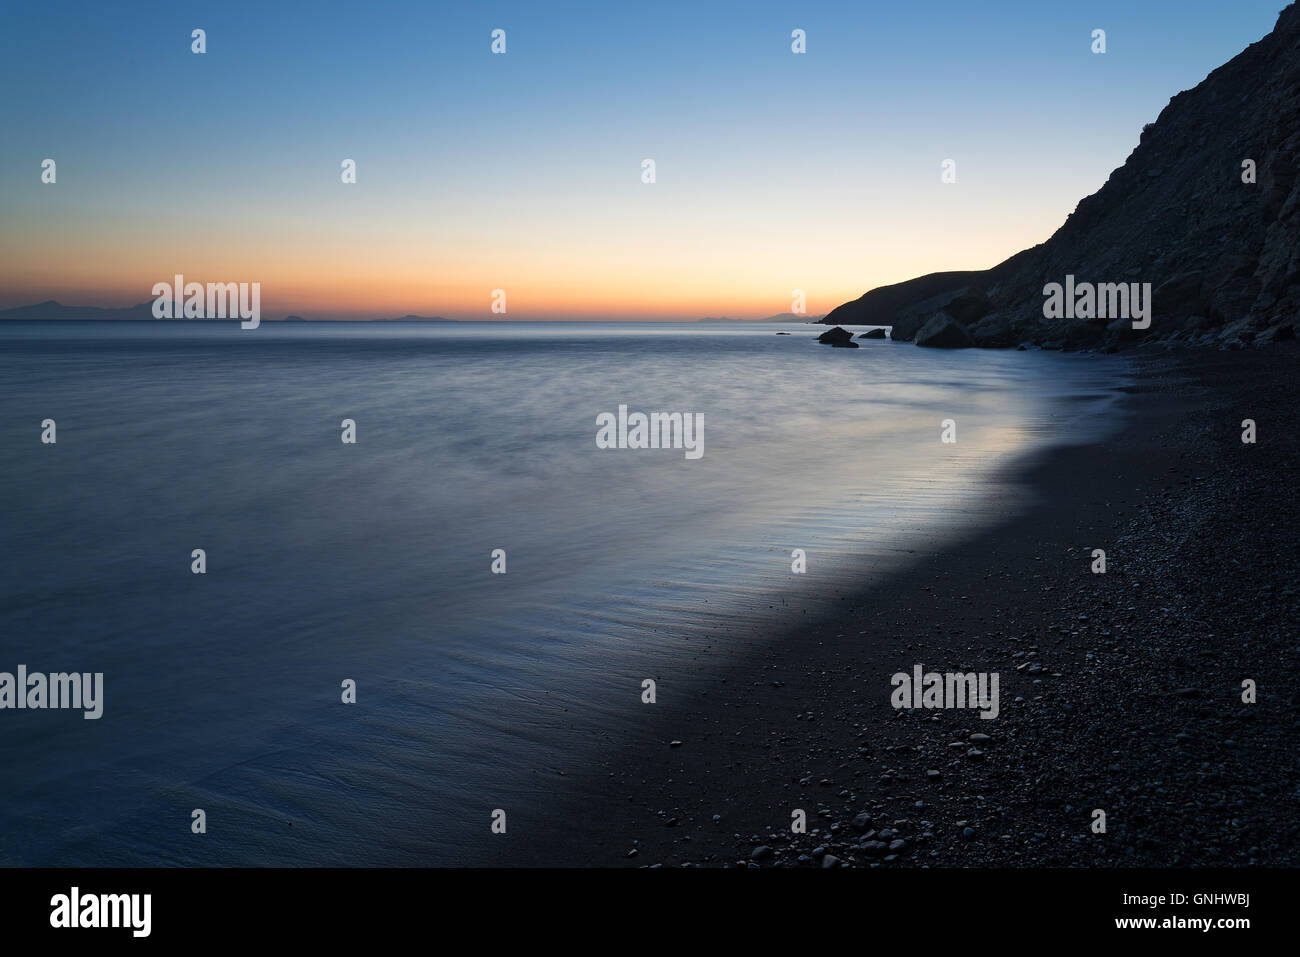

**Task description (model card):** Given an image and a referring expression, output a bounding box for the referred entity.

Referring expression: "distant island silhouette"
[0,301,456,323]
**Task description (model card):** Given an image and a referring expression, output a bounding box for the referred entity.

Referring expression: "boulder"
[914,314,974,348]
[943,291,991,324]
[817,326,859,347]
[857,328,888,339]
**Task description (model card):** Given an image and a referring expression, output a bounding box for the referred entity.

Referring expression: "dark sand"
[506,343,1299,867]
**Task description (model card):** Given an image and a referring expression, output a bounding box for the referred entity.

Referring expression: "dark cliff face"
[826,3,1300,350]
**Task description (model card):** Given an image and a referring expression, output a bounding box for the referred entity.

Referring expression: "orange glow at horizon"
[0,206,1058,320]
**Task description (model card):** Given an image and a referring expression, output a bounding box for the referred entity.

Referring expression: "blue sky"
[0,0,1287,317]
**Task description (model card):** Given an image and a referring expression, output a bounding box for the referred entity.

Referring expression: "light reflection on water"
[0,321,1128,864]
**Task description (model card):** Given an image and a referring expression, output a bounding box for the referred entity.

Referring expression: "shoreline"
[501,342,1299,867]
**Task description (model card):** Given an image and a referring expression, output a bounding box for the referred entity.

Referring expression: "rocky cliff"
[824,4,1300,350]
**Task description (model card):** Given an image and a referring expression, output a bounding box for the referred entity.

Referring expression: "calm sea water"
[0,321,1128,865]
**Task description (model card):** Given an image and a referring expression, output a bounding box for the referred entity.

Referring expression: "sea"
[0,320,1129,864]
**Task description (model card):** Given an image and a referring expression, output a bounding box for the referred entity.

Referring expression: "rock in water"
[914,314,975,348]
[857,328,888,339]
[817,326,859,347]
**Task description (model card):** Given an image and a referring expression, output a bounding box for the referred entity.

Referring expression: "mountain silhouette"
[825,3,1300,350]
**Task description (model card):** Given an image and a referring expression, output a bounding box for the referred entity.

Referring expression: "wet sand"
[504,342,1300,867]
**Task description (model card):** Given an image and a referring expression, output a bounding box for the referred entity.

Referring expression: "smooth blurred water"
[0,320,1128,865]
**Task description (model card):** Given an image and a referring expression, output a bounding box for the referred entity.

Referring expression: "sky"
[0,0,1288,319]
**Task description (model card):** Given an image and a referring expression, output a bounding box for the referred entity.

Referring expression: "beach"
[3,0,1297,942]
[0,320,1133,866]
[0,323,1293,867]
[502,342,1299,867]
